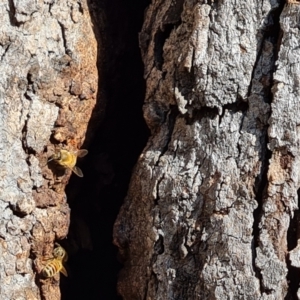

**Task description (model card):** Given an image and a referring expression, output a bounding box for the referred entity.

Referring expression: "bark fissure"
[0,43,11,61]
[155,105,179,166]
[285,188,300,299]
[57,21,68,55]
[7,0,23,26]
[250,3,284,294]
[254,2,300,298]
[185,106,219,125]
[252,145,272,294]
[154,24,175,71]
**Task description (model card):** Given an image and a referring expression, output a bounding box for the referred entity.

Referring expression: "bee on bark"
[48,149,88,177]
[41,244,68,278]
[41,258,68,278]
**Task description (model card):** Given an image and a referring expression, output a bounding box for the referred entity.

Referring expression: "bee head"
[47,150,61,163]
[53,243,68,262]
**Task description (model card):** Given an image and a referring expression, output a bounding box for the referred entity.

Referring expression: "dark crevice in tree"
[285,189,300,300]
[0,43,10,61]
[185,106,219,125]
[57,21,69,55]
[154,24,174,70]
[185,98,248,126]
[59,0,150,299]
[26,75,35,86]
[263,1,285,102]
[287,190,300,251]
[8,203,27,218]
[285,263,300,300]
[140,0,183,59]
[21,114,36,156]
[219,99,249,125]
[154,234,164,255]
[275,28,284,69]
[77,1,84,14]
[207,0,218,6]
[48,1,54,14]
[7,0,24,26]
[269,1,285,67]
[155,105,179,165]
[252,141,271,294]
[21,73,37,156]
[247,2,284,101]
[251,1,285,293]
[246,38,264,101]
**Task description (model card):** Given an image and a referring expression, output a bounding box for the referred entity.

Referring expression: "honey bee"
[41,243,68,278]
[41,258,68,278]
[48,149,88,177]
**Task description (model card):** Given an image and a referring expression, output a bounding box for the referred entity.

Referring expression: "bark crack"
[185,106,219,125]
[57,21,69,55]
[0,43,11,61]
[77,1,84,14]
[7,0,24,26]
[155,105,179,165]
[252,145,271,294]
[285,188,300,299]
[154,24,175,71]
[251,2,285,295]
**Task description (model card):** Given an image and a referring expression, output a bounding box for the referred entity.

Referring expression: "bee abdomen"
[60,151,77,168]
[42,260,62,278]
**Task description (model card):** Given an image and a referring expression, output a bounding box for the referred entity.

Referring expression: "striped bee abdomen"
[42,259,63,278]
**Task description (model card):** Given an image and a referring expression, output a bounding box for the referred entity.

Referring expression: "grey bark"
[0,0,97,299]
[114,1,300,300]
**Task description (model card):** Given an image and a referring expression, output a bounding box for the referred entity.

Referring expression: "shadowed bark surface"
[114,1,300,299]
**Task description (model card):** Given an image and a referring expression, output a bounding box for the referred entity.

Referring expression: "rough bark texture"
[114,1,300,299]
[0,0,97,299]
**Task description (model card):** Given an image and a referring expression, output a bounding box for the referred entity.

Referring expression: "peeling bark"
[114,1,300,299]
[0,0,97,299]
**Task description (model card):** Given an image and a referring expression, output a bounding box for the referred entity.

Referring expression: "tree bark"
[0,0,97,299]
[114,1,300,299]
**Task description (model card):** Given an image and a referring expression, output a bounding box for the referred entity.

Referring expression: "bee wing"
[47,156,55,163]
[77,149,88,158]
[63,252,69,263]
[72,166,84,177]
[60,265,68,277]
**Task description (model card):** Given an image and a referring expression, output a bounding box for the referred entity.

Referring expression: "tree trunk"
[114,1,300,299]
[0,0,97,299]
